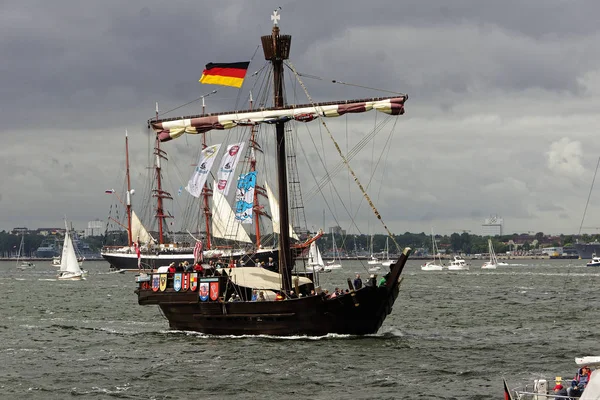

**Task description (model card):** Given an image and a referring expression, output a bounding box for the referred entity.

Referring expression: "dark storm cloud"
[1,0,600,233]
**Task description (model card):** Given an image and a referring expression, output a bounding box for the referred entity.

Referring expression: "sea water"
[0,259,598,399]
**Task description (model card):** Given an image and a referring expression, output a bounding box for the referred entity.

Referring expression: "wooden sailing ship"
[135,10,410,336]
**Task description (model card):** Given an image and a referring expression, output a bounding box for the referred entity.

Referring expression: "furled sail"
[211,182,252,243]
[265,181,299,240]
[228,267,312,290]
[131,210,154,245]
[152,96,407,142]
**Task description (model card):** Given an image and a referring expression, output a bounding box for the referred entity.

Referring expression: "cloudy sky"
[2,0,600,236]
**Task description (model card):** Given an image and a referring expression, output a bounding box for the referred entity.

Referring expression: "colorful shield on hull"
[190,273,198,291]
[209,281,220,301]
[173,273,182,291]
[199,282,209,301]
[182,273,189,291]
[152,274,160,292]
[159,274,167,292]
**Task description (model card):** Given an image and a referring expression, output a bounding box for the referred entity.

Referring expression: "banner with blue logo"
[235,171,256,224]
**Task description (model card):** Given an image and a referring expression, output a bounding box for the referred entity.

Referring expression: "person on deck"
[275,292,284,301]
[569,365,592,397]
[257,291,266,301]
[288,290,298,299]
[251,290,258,301]
[193,262,204,275]
[167,262,176,274]
[353,274,363,290]
[553,384,568,399]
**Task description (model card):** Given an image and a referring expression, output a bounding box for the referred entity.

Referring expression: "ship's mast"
[154,103,173,244]
[262,9,292,292]
[249,92,264,247]
[200,91,216,249]
[125,130,133,247]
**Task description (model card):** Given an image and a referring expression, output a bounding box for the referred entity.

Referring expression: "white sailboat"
[306,241,328,273]
[381,237,396,267]
[16,235,34,269]
[58,221,85,280]
[367,234,380,266]
[421,230,443,271]
[482,239,498,269]
[324,232,342,270]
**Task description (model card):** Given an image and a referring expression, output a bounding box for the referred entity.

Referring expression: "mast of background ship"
[125,130,133,247]
[249,91,265,247]
[262,9,292,292]
[154,102,173,244]
[200,91,216,249]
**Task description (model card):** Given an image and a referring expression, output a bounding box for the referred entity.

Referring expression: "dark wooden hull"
[136,248,411,336]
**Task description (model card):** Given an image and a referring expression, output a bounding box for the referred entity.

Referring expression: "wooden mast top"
[262,9,293,292]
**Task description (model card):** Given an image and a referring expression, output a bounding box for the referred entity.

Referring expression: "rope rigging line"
[294,70,406,96]
[286,60,403,254]
[579,156,600,235]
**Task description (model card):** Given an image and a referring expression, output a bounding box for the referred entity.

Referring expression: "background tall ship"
[101,129,321,271]
[134,9,410,335]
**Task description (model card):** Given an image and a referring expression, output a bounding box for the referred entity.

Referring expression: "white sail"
[308,242,324,267]
[131,210,154,245]
[60,230,82,274]
[264,181,299,240]
[211,182,252,243]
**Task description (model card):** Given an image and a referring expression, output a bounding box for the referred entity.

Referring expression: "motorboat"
[587,254,600,267]
[448,256,469,271]
[505,356,600,399]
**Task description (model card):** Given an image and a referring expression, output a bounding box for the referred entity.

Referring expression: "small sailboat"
[381,237,396,267]
[324,232,342,271]
[482,239,498,269]
[367,234,380,266]
[16,235,34,269]
[57,221,85,280]
[306,241,328,273]
[421,230,443,271]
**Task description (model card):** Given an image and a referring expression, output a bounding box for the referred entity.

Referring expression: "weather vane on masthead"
[271,7,281,26]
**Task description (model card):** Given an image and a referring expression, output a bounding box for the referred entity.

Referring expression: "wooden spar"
[201,132,212,249]
[153,105,172,244]
[125,131,133,247]
[262,22,293,293]
[249,94,262,248]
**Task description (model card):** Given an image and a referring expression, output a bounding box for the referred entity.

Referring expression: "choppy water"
[0,258,599,399]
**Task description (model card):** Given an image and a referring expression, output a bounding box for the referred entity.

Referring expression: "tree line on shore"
[1,229,596,258]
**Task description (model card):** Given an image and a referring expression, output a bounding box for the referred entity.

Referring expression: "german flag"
[199,62,250,88]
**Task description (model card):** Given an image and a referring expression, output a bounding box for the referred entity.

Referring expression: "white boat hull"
[421,263,443,271]
[324,263,342,271]
[58,272,84,280]
[481,262,497,269]
[448,265,469,271]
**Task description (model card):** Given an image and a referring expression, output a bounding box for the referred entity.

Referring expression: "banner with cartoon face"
[199,282,209,301]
